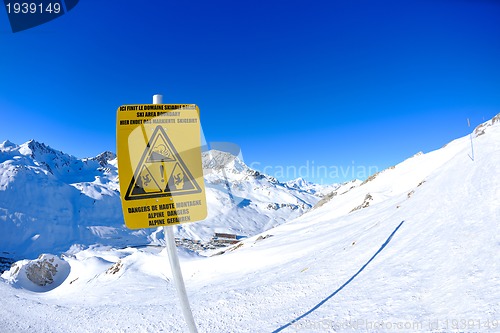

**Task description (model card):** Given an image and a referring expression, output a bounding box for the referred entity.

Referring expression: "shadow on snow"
[272,220,406,333]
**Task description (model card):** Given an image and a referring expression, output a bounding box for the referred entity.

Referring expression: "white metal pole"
[153,94,163,104]
[153,94,198,333]
[164,227,198,333]
[467,118,475,161]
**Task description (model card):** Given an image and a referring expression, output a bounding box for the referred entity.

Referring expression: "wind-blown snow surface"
[0,141,327,259]
[1,114,499,332]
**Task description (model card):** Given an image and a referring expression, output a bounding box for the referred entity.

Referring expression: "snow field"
[0,115,499,332]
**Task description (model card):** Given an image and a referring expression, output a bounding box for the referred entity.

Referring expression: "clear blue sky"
[1,0,499,183]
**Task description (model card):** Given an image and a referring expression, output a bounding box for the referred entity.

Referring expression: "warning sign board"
[116,104,207,229]
[125,126,202,200]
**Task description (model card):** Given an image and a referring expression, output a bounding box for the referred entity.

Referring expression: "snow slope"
[0,114,498,332]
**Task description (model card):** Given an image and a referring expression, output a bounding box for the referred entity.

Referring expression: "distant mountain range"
[0,140,343,259]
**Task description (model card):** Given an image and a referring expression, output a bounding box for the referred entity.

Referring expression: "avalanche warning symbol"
[125,126,202,200]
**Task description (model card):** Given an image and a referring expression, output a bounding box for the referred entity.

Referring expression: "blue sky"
[1,0,499,183]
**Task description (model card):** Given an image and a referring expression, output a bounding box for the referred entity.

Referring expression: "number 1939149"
[5,2,61,14]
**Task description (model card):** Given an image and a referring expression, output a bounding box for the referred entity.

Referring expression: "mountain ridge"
[0,141,328,259]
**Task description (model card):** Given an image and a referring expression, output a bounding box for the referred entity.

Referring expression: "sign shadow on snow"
[272,220,406,333]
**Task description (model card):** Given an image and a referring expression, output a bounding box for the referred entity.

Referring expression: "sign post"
[116,94,206,333]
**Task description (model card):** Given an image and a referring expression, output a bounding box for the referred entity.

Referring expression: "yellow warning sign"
[125,126,202,200]
[116,104,207,229]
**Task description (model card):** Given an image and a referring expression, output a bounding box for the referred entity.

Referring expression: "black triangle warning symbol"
[128,164,164,196]
[146,133,176,163]
[125,126,202,201]
[165,162,197,193]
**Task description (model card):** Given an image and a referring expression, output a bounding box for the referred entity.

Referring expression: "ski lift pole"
[154,94,199,333]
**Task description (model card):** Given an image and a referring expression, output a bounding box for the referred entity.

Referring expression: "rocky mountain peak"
[473,112,500,137]
[88,151,117,167]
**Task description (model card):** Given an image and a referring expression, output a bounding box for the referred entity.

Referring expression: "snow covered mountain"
[0,114,498,333]
[0,140,123,259]
[285,177,342,196]
[0,140,332,259]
